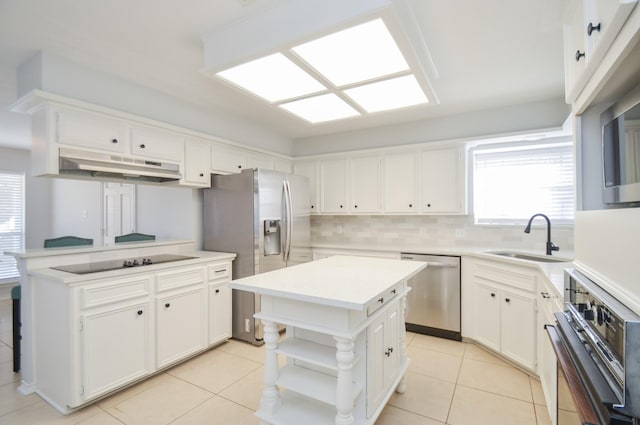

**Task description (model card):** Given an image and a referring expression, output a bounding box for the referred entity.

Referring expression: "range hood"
[58,148,182,183]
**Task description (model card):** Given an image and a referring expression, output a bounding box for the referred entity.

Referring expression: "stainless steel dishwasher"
[401,253,461,341]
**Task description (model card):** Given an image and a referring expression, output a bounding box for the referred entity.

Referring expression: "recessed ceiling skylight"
[209,16,435,124]
[344,75,429,113]
[279,94,360,123]
[292,19,409,86]
[216,53,325,102]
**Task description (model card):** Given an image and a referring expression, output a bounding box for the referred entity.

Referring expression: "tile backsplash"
[311,215,574,253]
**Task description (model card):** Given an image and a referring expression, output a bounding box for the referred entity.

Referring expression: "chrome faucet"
[524,213,559,255]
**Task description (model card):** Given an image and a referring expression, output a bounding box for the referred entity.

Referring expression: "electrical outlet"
[336,224,343,235]
[244,318,251,333]
[455,229,465,239]
[81,210,88,219]
[419,226,428,237]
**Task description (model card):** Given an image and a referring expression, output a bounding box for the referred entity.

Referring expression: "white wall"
[293,98,570,156]
[50,179,103,244]
[574,208,640,315]
[0,147,52,249]
[136,185,204,249]
[17,52,294,156]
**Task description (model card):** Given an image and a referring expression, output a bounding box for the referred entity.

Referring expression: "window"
[473,141,574,225]
[0,171,24,282]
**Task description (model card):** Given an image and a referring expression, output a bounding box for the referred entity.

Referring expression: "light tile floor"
[0,298,551,424]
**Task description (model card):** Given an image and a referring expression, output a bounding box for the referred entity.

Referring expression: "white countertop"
[229,255,426,310]
[28,250,236,284]
[312,243,573,296]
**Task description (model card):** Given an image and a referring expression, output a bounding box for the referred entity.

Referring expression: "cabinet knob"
[391,289,397,295]
[384,347,394,357]
[165,303,170,308]
[215,289,220,294]
[378,297,384,304]
[587,22,601,36]
[311,205,315,209]
[490,293,496,298]
[409,204,413,208]
[540,292,550,299]
[426,203,431,208]
[111,138,118,144]
[575,50,585,61]
[137,310,144,315]
[199,173,204,177]
[237,165,242,169]
[339,205,343,208]
[505,298,511,303]
[139,144,146,149]
[354,205,358,208]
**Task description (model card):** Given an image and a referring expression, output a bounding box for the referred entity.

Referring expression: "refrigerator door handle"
[283,179,293,264]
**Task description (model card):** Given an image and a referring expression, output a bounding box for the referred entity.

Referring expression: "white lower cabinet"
[156,285,207,368]
[366,301,400,417]
[81,299,152,401]
[32,257,233,413]
[472,259,537,371]
[537,279,563,425]
[208,281,232,345]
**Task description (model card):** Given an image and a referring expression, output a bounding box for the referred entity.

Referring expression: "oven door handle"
[545,324,601,425]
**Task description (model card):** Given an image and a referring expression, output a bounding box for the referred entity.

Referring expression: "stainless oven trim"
[546,323,600,425]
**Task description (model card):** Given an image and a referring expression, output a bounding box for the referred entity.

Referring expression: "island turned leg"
[334,336,355,425]
[260,320,281,423]
[396,295,408,394]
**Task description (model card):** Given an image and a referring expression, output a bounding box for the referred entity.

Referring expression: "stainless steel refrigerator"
[203,168,311,345]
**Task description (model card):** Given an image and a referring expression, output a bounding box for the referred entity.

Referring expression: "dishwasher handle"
[401,255,458,268]
[424,261,456,268]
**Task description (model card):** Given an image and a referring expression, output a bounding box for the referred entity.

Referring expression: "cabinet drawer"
[156,266,205,292]
[208,263,231,282]
[80,275,152,309]
[366,283,403,316]
[474,261,537,292]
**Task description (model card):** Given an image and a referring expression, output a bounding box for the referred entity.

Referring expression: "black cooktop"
[51,254,196,275]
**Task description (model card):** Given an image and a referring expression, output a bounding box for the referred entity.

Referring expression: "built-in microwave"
[601,83,640,205]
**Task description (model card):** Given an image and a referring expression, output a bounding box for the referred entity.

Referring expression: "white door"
[103,183,136,244]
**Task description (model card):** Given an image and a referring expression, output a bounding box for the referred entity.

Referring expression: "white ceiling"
[0,0,566,151]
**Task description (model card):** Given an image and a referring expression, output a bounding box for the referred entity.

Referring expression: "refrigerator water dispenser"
[263,220,281,255]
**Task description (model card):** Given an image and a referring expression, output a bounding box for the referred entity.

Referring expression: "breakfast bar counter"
[229,255,426,425]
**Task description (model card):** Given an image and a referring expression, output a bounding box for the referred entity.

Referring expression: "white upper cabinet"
[184,138,211,186]
[246,151,275,170]
[350,155,381,213]
[211,144,245,173]
[320,158,349,213]
[563,0,637,103]
[211,144,276,174]
[57,108,126,153]
[383,151,418,214]
[293,161,319,213]
[564,0,589,103]
[421,147,466,214]
[130,124,185,161]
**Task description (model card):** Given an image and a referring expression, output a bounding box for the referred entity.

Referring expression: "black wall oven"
[546,269,640,425]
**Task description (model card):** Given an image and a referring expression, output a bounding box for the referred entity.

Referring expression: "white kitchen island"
[229,255,426,425]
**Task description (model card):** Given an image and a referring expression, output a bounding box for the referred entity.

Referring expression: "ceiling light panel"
[344,75,428,113]
[279,94,360,123]
[292,18,409,87]
[216,53,325,102]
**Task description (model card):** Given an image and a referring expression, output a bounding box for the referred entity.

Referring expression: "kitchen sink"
[485,251,572,263]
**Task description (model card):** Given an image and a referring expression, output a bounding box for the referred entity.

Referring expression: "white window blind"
[0,171,24,282]
[473,142,574,225]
